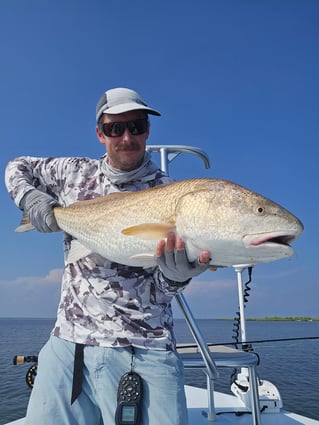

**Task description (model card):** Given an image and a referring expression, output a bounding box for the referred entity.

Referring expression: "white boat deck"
[7,386,318,425]
[185,385,319,425]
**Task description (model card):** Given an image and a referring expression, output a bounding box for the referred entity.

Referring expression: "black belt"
[71,343,84,404]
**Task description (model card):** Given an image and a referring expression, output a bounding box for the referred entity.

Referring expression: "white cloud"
[1,264,318,319]
[0,269,63,318]
[184,276,236,296]
[0,268,63,288]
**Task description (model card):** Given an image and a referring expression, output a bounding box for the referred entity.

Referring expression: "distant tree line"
[247,316,319,321]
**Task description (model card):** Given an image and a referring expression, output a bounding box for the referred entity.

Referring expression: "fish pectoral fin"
[209,266,218,272]
[15,214,35,233]
[121,223,176,240]
[66,240,93,263]
[130,253,157,267]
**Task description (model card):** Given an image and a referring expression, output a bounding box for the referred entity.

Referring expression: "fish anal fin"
[130,253,157,268]
[66,240,93,263]
[122,223,175,240]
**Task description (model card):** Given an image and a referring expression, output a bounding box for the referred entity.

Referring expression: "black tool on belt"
[115,347,143,425]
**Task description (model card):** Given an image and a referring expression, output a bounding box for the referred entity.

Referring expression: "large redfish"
[16,178,303,268]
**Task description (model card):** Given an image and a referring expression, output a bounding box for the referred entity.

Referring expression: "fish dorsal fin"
[66,240,93,263]
[90,191,132,203]
[122,223,175,240]
[67,191,133,209]
[106,191,133,198]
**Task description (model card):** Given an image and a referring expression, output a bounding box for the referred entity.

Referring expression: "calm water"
[0,318,318,424]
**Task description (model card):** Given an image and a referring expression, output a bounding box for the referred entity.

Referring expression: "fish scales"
[54,179,207,265]
[18,178,304,268]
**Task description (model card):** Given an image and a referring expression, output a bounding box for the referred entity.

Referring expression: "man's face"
[96,110,150,171]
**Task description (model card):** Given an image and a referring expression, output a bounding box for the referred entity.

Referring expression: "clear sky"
[0,0,318,319]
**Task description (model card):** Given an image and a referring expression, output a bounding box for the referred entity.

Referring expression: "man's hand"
[155,232,211,283]
[20,189,60,233]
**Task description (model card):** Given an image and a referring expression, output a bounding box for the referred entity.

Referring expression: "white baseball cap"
[96,87,161,122]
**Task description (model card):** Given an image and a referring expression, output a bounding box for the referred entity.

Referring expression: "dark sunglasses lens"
[102,122,126,137]
[127,119,148,135]
[102,119,148,137]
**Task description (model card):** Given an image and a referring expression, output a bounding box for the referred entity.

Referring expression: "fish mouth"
[243,231,298,248]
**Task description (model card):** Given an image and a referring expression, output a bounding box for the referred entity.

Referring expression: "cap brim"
[103,102,161,116]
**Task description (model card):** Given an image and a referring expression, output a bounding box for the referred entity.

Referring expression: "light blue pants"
[25,335,188,425]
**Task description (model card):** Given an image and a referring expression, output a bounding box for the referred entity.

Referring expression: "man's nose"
[122,128,134,141]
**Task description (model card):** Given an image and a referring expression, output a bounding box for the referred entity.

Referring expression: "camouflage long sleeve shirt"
[5,154,187,351]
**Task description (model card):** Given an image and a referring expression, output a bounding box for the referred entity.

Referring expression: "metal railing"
[146,145,262,425]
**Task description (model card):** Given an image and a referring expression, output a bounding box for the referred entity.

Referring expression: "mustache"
[115,143,141,151]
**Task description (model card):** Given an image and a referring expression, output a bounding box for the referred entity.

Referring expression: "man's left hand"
[155,232,211,283]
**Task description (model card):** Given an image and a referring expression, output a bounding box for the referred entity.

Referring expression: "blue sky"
[0,0,318,319]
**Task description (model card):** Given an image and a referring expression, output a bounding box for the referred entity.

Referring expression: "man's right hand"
[20,189,60,233]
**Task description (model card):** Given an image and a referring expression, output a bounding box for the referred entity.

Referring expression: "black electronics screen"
[121,405,136,423]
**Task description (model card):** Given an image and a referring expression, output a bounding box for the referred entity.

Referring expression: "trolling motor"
[13,355,38,389]
[230,265,283,414]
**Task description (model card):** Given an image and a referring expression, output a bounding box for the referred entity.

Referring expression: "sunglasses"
[100,118,149,137]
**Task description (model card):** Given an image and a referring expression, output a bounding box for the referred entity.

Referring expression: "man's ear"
[96,125,106,145]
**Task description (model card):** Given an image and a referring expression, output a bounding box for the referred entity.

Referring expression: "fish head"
[175,179,304,266]
[237,190,303,263]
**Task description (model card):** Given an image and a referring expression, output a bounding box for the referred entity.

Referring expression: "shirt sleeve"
[5,156,84,208]
[153,267,191,295]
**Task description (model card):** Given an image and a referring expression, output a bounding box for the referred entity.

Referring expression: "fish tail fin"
[15,214,36,232]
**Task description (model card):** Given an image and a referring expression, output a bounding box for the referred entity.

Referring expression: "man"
[5,87,210,425]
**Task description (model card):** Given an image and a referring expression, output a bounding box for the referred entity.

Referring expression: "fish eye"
[257,206,265,215]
